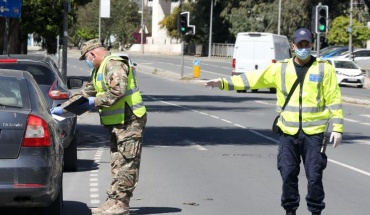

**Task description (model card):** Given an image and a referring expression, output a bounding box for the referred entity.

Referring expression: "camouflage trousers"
[106,113,147,203]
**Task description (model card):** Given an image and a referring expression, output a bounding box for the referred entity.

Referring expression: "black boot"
[286,210,296,215]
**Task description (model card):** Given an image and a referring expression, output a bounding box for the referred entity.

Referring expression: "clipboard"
[63,96,90,115]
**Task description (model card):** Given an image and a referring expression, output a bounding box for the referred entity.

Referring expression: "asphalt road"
[51,51,370,215]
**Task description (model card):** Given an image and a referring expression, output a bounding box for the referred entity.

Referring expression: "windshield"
[334,60,359,69]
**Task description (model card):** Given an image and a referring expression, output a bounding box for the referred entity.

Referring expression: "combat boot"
[91,198,116,214]
[101,200,129,215]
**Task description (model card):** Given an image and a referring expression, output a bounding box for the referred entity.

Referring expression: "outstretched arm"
[205,78,222,89]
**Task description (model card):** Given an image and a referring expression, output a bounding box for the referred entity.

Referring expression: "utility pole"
[141,0,144,53]
[62,0,68,83]
[180,0,184,77]
[278,0,281,35]
[349,0,353,56]
[208,0,213,58]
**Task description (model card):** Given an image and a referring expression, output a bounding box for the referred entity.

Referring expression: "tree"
[327,16,370,47]
[0,0,91,54]
[74,0,141,49]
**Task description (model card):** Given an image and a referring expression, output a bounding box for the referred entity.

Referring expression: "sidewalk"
[26,46,370,105]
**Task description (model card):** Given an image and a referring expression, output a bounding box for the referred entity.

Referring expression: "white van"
[232,32,291,92]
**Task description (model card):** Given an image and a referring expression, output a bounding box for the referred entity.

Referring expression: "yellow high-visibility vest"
[221,58,343,135]
[93,55,146,125]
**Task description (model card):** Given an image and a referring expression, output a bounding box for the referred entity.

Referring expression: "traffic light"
[315,5,328,33]
[178,12,189,35]
[178,11,196,35]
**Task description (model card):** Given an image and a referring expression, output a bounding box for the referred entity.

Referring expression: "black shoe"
[312,213,321,215]
[286,210,296,215]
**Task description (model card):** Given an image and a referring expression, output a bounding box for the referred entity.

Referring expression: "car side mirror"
[132,62,138,67]
[67,77,84,89]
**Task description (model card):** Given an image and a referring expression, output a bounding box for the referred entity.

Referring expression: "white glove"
[205,78,222,89]
[330,132,342,148]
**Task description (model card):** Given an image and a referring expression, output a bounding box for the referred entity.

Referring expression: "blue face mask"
[85,58,94,69]
[295,48,311,60]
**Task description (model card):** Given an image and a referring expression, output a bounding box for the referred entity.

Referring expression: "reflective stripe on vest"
[93,55,146,125]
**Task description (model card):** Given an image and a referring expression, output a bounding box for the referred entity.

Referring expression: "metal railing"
[184,43,234,57]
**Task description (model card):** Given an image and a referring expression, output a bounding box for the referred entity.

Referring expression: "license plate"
[348,78,357,82]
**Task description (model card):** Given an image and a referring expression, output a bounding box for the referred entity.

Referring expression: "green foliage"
[19,0,84,54]
[158,0,370,46]
[328,16,370,47]
[74,0,141,48]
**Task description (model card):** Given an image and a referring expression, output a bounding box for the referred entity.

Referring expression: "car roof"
[0,54,52,61]
[327,58,353,62]
[111,52,130,57]
[0,68,29,79]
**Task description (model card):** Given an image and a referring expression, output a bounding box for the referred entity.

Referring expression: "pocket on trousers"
[121,138,141,160]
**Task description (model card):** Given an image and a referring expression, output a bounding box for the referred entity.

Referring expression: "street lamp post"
[208,0,213,58]
[278,0,281,35]
[349,0,353,56]
[141,0,144,53]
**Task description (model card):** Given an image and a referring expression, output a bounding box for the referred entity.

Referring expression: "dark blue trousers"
[277,130,327,213]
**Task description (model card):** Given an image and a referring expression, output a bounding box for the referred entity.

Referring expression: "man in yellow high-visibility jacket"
[205,28,343,215]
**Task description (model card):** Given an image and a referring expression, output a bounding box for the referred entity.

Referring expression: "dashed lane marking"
[146,95,370,178]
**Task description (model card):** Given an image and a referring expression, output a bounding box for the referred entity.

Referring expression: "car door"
[353,50,370,71]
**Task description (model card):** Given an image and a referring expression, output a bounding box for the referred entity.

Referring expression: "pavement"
[27,46,370,106]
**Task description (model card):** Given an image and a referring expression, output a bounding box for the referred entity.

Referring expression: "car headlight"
[336,70,343,75]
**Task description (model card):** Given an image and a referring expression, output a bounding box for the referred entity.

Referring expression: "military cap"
[79,39,103,60]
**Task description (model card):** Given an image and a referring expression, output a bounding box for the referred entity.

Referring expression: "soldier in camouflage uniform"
[52,39,147,215]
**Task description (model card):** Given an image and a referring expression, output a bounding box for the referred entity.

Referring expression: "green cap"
[79,39,103,60]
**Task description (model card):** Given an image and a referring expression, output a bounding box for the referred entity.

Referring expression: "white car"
[111,52,138,71]
[334,49,370,71]
[326,58,365,88]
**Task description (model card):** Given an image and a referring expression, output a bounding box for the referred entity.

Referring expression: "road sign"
[0,0,22,18]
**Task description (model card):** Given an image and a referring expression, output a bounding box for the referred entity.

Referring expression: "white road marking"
[328,159,370,177]
[255,100,274,105]
[147,95,370,178]
[90,147,105,205]
[344,117,358,122]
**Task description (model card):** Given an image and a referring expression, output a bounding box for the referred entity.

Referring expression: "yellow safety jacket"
[221,58,343,135]
[93,55,146,125]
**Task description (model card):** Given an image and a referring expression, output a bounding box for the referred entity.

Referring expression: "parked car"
[312,46,345,57]
[0,55,83,171]
[326,58,365,88]
[111,52,138,71]
[334,48,370,71]
[0,69,63,214]
[319,46,349,59]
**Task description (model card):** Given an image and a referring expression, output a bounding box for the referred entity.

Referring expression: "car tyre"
[357,85,363,88]
[43,183,63,215]
[64,135,78,172]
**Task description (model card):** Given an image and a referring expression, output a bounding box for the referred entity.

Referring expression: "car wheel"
[43,183,63,215]
[64,135,78,172]
[236,90,247,93]
[357,85,363,88]
[251,89,258,93]
[269,88,276,93]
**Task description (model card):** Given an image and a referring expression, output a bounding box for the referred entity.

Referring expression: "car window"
[0,64,55,85]
[334,61,358,69]
[0,77,28,108]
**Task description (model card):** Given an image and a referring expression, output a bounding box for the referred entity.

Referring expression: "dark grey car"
[0,69,63,214]
[0,55,83,171]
